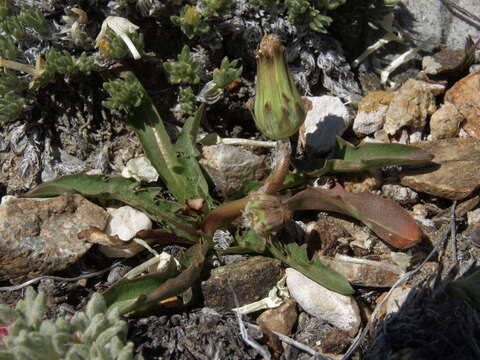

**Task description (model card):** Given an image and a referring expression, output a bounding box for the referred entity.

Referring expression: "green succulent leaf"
[212,57,243,89]
[171,5,209,39]
[103,73,145,112]
[0,71,25,94]
[0,34,19,59]
[0,16,25,39]
[308,10,333,33]
[287,183,422,249]
[18,5,49,35]
[0,93,26,123]
[201,0,233,18]
[108,30,144,60]
[178,86,198,115]
[21,173,199,241]
[163,45,201,84]
[285,0,310,22]
[0,287,143,359]
[316,0,346,10]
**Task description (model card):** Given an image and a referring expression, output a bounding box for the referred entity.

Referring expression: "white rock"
[301,96,351,154]
[382,184,418,205]
[106,206,152,241]
[286,268,361,336]
[1,195,17,205]
[353,91,394,136]
[121,156,159,183]
[468,209,480,225]
[353,106,388,136]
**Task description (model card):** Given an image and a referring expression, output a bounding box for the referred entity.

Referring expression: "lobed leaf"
[298,137,434,177]
[227,230,353,295]
[287,183,422,249]
[267,237,354,295]
[21,173,198,240]
[103,72,211,206]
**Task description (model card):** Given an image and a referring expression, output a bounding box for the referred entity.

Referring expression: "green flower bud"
[243,194,292,236]
[252,34,311,140]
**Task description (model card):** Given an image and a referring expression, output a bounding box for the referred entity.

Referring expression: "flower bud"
[243,194,292,236]
[252,34,310,140]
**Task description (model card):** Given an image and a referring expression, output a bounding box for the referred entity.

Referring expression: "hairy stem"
[201,197,250,236]
[259,139,291,195]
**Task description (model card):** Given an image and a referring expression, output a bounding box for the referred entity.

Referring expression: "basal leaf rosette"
[252,34,311,140]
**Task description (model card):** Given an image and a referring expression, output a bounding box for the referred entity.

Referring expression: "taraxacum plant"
[23,34,432,316]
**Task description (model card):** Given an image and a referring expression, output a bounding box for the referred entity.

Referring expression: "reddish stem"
[201,197,250,236]
[259,139,291,195]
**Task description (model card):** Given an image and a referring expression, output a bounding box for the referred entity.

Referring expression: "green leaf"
[0,93,26,123]
[103,256,179,315]
[287,183,422,249]
[267,238,354,295]
[21,173,198,240]
[18,5,49,35]
[113,240,211,315]
[223,229,268,255]
[0,34,18,59]
[212,57,242,89]
[163,45,201,84]
[104,73,211,206]
[170,6,209,40]
[297,136,434,177]
[175,104,213,205]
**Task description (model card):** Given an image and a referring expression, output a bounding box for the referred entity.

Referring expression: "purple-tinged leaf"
[287,183,422,249]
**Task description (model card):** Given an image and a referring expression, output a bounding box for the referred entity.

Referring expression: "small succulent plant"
[0,287,143,360]
[163,45,201,85]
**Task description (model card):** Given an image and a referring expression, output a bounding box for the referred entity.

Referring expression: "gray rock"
[199,144,267,198]
[0,194,109,282]
[317,255,403,288]
[314,36,362,103]
[201,256,284,309]
[301,96,351,154]
[396,0,480,51]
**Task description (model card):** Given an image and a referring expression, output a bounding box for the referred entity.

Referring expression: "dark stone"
[201,256,284,309]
